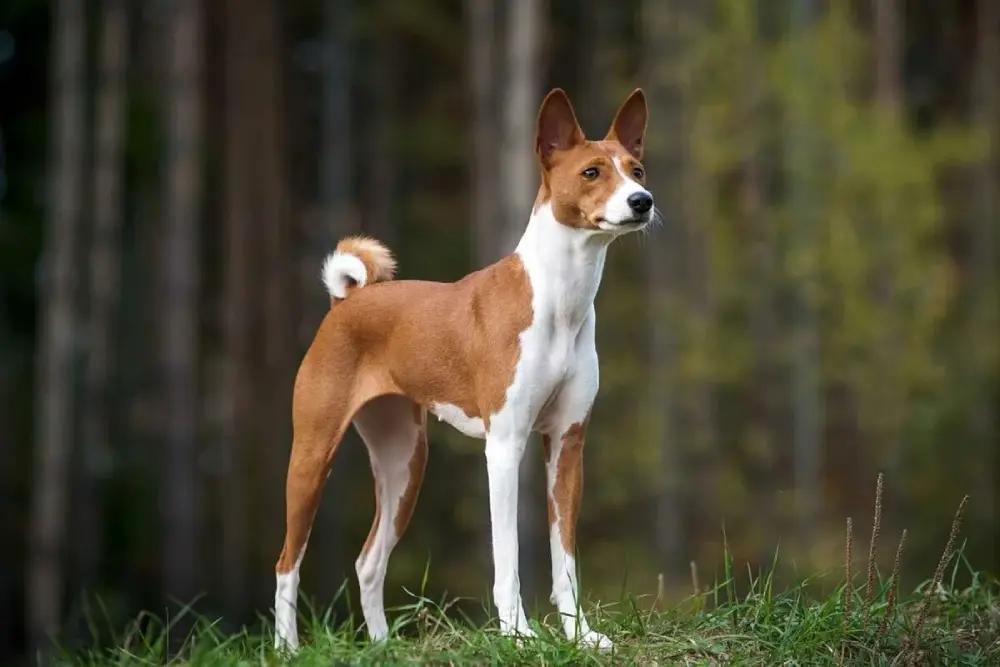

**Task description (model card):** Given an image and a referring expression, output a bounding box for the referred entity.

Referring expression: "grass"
[52,480,1000,666]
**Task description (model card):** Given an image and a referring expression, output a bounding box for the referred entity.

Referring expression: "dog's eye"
[632,166,644,179]
[582,167,600,180]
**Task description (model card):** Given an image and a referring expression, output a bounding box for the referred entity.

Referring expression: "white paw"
[500,622,538,646]
[578,630,614,652]
[366,621,389,644]
[274,632,299,654]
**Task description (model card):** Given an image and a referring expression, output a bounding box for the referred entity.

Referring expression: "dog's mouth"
[596,215,650,229]
[619,217,649,226]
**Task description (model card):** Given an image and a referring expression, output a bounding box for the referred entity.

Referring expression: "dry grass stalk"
[877,529,907,644]
[645,572,666,627]
[690,561,701,597]
[908,495,969,655]
[654,572,665,612]
[864,473,884,632]
[844,517,853,633]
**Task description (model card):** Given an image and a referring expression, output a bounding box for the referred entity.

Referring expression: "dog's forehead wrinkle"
[560,145,625,176]
[566,145,602,165]
[592,140,629,158]
[586,142,618,160]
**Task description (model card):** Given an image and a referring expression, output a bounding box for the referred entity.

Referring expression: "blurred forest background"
[1,0,998,662]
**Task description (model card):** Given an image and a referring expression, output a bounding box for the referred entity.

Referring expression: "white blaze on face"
[598,156,652,231]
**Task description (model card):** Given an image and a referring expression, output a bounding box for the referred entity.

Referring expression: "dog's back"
[305,252,532,426]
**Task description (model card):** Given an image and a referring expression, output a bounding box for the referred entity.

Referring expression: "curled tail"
[320,236,397,305]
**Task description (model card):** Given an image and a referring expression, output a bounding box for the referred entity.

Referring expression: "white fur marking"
[599,157,651,231]
[430,403,487,439]
[484,433,533,638]
[321,251,367,299]
[535,306,612,651]
[473,202,618,642]
[545,400,613,651]
[274,540,308,651]
[353,397,424,642]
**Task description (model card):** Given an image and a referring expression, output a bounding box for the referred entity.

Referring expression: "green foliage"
[688,0,982,404]
[627,0,994,578]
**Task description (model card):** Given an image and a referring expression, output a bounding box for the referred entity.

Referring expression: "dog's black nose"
[627,192,653,215]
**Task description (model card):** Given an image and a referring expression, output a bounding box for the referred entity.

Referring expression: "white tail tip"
[321,251,367,299]
[320,236,396,302]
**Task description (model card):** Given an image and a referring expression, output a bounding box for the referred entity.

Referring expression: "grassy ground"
[53,564,998,666]
[53,484,1000,666]
[53,556,999,666]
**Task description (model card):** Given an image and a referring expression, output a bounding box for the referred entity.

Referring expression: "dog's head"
[534,88,654,235]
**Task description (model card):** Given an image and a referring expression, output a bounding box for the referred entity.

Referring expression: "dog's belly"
[429,402,488,439]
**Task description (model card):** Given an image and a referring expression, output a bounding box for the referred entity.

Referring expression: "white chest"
[494,206,607,432]
[434,205,609,441]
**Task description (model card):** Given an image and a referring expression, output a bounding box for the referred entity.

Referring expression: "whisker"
[651,206,666,230]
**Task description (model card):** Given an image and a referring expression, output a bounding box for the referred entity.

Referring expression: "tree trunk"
[220,0,252,618]
[27,0,85,650]
[579,0,614,133]
[321,0,356,242]
[0,82,14,650]
[469,0,500,266]
[972,0,998,530]
[0,123,5,205]
[874,0,902,112]
[788,0,822,549]
[161,0,203,607]
[681,4,716,541]
[306,0,358,580]
[641,0,693,584]
[742,1,778,565]
[363,6,397,245]
[502,0,543,598]
[0,338,15,647]
[872,0,904,514]
[251,0,296,589]
[298,0,356,348]
[257,0,293,377]
[501,0,540,256]
[78,0,129,597]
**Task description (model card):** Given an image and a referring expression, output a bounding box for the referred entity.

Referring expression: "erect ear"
[605,88,648,159]
[535,88,585,166]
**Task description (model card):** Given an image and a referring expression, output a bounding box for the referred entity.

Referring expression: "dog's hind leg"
[352,394,428,641]
[273,354,359,652]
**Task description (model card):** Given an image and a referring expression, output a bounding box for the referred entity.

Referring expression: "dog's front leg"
[484,429,535,640]
[544,417,613,651]
[541,338,613,652]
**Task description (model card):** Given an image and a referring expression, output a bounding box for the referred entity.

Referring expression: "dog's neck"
[514,201,612,332]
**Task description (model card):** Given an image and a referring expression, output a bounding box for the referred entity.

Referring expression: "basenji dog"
[274,87,655,652]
